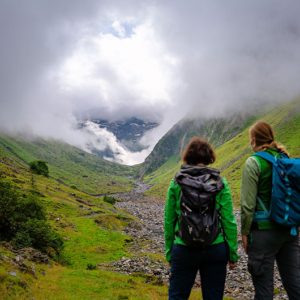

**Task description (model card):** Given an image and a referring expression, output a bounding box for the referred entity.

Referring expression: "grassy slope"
[0,133,136,194]
[143,99,300,205]
[137,110,261,179]
[0,158,220,300]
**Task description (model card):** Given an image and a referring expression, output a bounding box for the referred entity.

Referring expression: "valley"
[1,98,300,299]
[2,2,300,299]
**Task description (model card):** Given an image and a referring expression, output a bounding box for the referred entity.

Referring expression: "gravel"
[111,183,289,299]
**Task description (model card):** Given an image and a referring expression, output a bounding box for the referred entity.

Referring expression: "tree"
[103,194,116,205]
[29,160,49,178]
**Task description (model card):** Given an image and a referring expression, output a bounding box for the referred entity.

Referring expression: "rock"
[76,199,95,206]
[18,247,50,265]
[8,271,17,277]
[13,255,26,265]
[13,255,27,272]
[29,264,37,279]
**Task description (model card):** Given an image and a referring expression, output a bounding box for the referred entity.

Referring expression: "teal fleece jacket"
[164,177,239,263]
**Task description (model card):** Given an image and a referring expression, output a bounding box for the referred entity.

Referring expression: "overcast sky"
[1,1,300,164]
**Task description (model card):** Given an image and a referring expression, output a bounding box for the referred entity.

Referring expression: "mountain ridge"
[136,111,259,178]
[141,98,300,202]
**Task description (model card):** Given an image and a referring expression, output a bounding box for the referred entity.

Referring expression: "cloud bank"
[1,1,300,164]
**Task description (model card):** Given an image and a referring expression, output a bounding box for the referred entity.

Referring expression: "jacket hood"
[175,164,224,193]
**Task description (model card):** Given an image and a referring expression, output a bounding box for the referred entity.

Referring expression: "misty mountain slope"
[0,133,136,194]
[137,107,265,178]
[143,98,300,203]
[78,117,159,165]
[88,117,158,151]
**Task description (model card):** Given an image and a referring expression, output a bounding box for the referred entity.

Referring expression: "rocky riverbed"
[108,182,288,299]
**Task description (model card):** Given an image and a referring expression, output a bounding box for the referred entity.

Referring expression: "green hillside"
[0,128,237,299]
[136,110,262,178]
[0,133,136,194]
[0,151,177,299]
[143,98,300,204]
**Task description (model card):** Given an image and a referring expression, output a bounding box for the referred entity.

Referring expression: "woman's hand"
[242,234,248,254]
[228,261,237,270]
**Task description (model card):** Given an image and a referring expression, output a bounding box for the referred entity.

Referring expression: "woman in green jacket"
[165,137,238,300]
[241,121,300,300]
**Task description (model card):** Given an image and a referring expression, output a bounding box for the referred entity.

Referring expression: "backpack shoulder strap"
[253,151,276,164]
[256,196,270,218]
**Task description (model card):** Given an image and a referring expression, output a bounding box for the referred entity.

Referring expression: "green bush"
[0,175,63,254]
[70,184,78,190]
[29,160,49,178]
[87,263,97,270]
[25,219,64,253]
[12,230,33,248]
[55,252,72,266]
[103,194,116,205]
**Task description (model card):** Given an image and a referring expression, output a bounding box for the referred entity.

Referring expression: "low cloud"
[1,1,300,164]
[82,121,152,165]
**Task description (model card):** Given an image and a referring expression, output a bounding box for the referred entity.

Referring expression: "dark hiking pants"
[248,229,300,300]
[169,242,229,300]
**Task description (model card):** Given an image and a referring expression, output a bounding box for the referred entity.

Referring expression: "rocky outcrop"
[0,242,52,280]
[0,242,51,266]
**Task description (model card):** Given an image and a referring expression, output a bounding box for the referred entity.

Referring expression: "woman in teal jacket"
[165,137,238,300]
[241,121,300,300]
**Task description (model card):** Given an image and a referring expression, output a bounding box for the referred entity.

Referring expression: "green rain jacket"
[241,148,281,235]
[164,176,239,263]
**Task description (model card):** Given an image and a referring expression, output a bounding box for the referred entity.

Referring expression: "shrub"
[12,230,32,248]
[70,184,78,190]
[29,160,49,178]
[25,219,64,253]
[87,263,97,270]
[0,175,63,254]
[55,252,72,266]
[103,194,116,205]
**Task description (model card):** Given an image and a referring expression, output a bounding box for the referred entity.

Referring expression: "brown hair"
[182,137,216,166]
[249,121,289,156]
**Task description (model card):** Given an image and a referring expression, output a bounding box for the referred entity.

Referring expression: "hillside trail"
[107,180,288,300]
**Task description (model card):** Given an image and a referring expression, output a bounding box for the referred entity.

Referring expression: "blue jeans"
[169,242,229,300]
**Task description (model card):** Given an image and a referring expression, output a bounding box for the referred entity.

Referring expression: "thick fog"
[1,1,300,164]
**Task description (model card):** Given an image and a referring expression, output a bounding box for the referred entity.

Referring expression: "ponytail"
[257,141,289,157]
[250,121,289,157]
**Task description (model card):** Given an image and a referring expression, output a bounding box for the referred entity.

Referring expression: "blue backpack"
[253,151,300,236]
